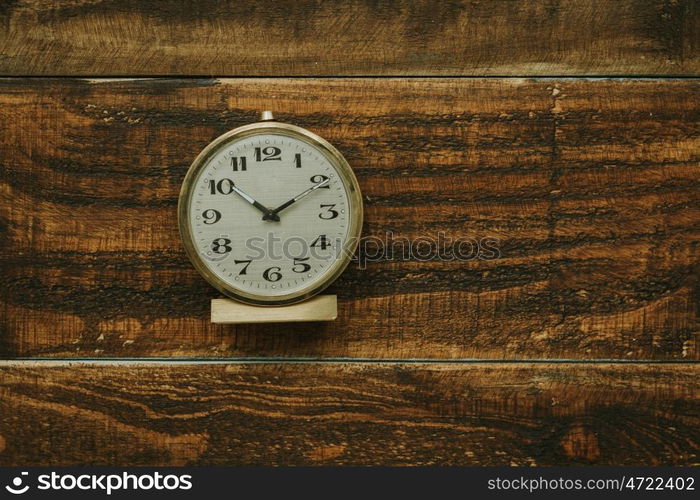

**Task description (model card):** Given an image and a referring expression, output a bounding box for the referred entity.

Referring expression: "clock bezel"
[178,120,363,306]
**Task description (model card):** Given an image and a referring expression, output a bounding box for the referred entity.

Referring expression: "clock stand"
[211,295,337,324]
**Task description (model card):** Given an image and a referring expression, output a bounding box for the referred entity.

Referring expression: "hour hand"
[230,182,279,221]
[264,178,329,220]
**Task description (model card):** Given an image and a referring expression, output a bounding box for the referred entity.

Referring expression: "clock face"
[178,122,363,305]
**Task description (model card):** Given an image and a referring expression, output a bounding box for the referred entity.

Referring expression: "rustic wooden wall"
[0,362,697,466]
[1,78,698,360]
[0,0,698,466]
[0,0,698,76]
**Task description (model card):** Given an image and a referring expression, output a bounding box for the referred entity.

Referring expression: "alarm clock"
[178,111,363,306]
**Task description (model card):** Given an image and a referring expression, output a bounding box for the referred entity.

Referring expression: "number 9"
[202,209,221,224]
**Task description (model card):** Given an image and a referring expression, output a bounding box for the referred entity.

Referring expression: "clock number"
[254,146,282,161]
[208,178,235,195]
[310,235,330,250]
[211,238,232,254]
[202,209,222,224]
[234,259,252,275]
[294,153,302,168]
[319,204,338,220]
[231,156,247,171]
[310,175,331,188]
[262,266,282,282]
[292,257,311,273]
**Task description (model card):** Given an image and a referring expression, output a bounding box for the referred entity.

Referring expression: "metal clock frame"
[178,119,364,306]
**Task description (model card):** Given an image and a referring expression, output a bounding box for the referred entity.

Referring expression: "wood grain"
[0,362,696,466]
[0,0,698,76]
[0,78,698,359]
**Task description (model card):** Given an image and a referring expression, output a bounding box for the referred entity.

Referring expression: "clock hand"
[230,182,279,222]
[264,178,330,221]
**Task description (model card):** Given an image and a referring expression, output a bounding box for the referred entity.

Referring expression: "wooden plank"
[0,1,698,76]
[0,78,698,359]
[0,362,696,466]
[211,296,338,324]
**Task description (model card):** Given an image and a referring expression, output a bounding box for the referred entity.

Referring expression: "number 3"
[319,204,338,219]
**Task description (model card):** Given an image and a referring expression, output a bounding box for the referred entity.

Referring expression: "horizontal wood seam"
[1,75,700,80]
[2,358,699,366]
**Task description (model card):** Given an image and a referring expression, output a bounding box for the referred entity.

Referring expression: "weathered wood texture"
[0,78,698,359]
[0,0,698,76]
[0,362,697,466]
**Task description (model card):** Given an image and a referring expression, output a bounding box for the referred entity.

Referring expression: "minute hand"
[264,179,330,220]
